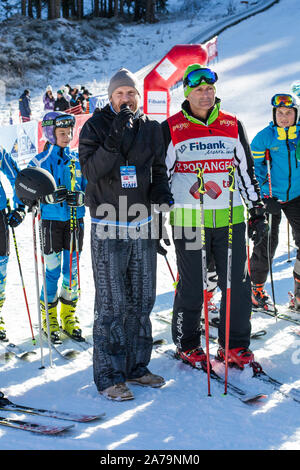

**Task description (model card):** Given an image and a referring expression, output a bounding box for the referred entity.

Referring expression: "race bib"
[120,165,138,188]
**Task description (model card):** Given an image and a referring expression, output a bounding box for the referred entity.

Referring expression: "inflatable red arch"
[143,44,210,122]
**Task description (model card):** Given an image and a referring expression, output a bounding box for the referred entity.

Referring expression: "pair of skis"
[155,311,267,341]
[253,303,300,326]
[1,334,166,363]
[0,392,105,435]
[156,347,266,405]
[156,346,300,406]
[0,339,37,361]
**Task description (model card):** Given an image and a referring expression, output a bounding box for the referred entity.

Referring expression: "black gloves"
[248,205,269,246]
[43,188,84,207]
[157,239,171,256]
[104,106,134,152]
[263,196,281,215]
[43,187,68,204]
[7,208,25,228]
[66,191,85,207]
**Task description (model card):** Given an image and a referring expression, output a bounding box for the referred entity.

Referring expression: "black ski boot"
[252,283,274,312]
[290,277,300,311]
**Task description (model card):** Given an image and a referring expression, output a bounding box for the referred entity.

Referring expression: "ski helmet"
[291,81,300,98]
[15,167,57,206]
[42,112,76,145]
[271,93,300,125]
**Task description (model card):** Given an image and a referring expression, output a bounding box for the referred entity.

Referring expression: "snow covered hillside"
[0,0,263,124]
[0,0,300,451]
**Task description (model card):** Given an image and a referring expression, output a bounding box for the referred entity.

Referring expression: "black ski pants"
[172,222,252,351]
[91,223,157,392]
[250,196,300,285]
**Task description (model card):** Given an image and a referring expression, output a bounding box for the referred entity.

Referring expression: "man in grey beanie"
[107,67,140,99]
[79,68,173,401]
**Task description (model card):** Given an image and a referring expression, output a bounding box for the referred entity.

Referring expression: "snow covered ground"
[0,0,300,451]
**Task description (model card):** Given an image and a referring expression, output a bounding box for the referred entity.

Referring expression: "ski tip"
[152,338,168,346]
[0,352,14,361]
[77,412,106,422]
[242,393,267,404]
[21,351,37,361]
[63,350,81,359]
[42,423,75,435]
[251,330,267,339]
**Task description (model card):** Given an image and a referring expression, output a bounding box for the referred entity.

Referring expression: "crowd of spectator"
[18,84,92,122]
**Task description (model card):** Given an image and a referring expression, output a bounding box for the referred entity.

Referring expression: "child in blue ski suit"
[28,112,87,343]
[0,146,25,339]
[250,93,300,310]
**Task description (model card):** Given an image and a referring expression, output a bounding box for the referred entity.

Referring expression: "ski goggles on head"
[183,68,218,88]
[42,115,76,128]
[271,94,296,108]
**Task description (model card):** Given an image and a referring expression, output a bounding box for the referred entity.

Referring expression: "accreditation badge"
[120,165,138,188]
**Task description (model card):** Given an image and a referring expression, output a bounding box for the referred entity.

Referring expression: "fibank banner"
[147,91,168,114]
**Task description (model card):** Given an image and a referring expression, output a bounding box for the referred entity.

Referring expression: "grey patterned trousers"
[91,223,157,392]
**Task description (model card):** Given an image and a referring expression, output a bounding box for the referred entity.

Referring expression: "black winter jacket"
[54,97,70,112]
[79,104,173,221]
[19,93,31,117]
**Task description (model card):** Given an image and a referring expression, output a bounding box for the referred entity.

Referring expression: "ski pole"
[157,213,177,286]
[7,200,36,346]
[196,167,211,397]
[287,220,291,263]
[37,202,53,367]
[32,206,45,369]
[265,149,278,316]
[224,164,236,396]
[74,214,81,296]
[69,206,74,291]
[69,160,81,296]
[164,254,176,284]
[246,209,251,276]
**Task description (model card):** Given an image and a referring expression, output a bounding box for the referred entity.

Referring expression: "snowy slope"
[0,0,300,451]
[0,0,264,125]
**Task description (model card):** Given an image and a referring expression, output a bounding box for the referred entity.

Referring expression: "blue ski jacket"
[251,122,300,202]
[0,146,24,211]
[28,145,87,221]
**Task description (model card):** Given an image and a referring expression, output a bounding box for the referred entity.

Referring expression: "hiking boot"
[127,372,165,388]
[60,298,83,340]
[100,383,134,401]
[176,347,211,372]
[252,283,274,311]
[41,300,60,343]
